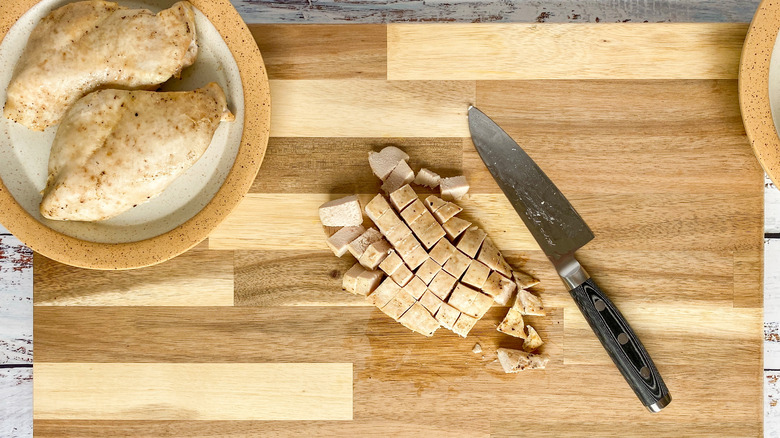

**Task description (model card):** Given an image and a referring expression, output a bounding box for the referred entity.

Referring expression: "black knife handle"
[569,278,671,412]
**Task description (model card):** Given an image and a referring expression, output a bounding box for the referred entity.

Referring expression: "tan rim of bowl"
[0,0,270,270]
[741,0,780,188]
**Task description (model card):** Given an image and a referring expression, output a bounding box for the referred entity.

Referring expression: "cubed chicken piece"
[358,239,392,270]
[355,269,384,296]
[408,210,438,237]
[369,146,410,180]
[319,195,363,227]
[513,269,540,290]
[343,263,366,294]
[398,302,441,337]
[428,270,458,300]
[418,221,446,250]
[380,288,417,321]
[472,343,482,354]
[403,276,428,300]
[514,289,546,316]
[416,258,442,285]
[348,228,383,259]
[382,160,415,194]
[442,249,471,279]
[482,271,516,305]
[442,216,472,240]
[322,225,342,238]
[523,325,544,352]
[424,195,447,214]
[477,237,512,278]
[452,313,478,338]
[428,238,457,265]
[461,260,491,289]
[373,208,405,235]
[457,227,487,258]
[447,283,493,319]
[497,308,526,338]
[366,277,402,307]
[390,263,414,287]
[419,290,444,315]
[365,194,392,222]
[432,202,463,223]
[389,184,418,211]
[395,234,428,270]
[384,222,413,247]
[434,302,460,330]
[400,199,427,224]
[326,225,366,257]
[497,348,549,373]
[405,245,429,271]
[379,250,405,276]
[440,176,469,200]
[414,168,441,188]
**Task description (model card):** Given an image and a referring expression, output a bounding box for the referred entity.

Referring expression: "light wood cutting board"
[32,23,763,437]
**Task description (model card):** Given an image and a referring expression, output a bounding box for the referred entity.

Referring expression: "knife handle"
[569,277,672,412]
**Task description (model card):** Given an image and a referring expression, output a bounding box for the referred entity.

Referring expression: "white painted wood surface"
[0,368,31,438]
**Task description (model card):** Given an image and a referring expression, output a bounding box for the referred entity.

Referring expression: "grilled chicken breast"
[40,83,234,222]
[3,0,197,131]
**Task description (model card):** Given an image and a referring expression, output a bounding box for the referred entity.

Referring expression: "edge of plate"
[740,0,780,189]
[0,0,271,270]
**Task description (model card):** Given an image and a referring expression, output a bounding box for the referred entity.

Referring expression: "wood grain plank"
[233,0,759,24]
[564,305,762,365]
[34,363,352,421]
[388,23,746,80]
[0,235,32,365]
[268,80,475,137]
[33,244,234,306]
[0,368,32,438]
[209,192,759,253]
[249,24,386,79]
[252,138,464,194]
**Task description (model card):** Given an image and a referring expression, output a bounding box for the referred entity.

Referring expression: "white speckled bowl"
[0,0,270,269]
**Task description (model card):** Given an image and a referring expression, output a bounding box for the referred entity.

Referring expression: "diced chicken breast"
[395,234,427,270]
[513,269,541,290]
[457,227,487,258]
[461,260,491,289]
[497,308,526,339]
[409,211,445,249]
[447,283,493,319]
[434,302,460,330]
[429,238,457,265]
[472,343,482,354]
[440,176,470,200]
[432,202,463,223]
[398,302,441,337]
[400,198,426,224]
[319,195,363,227]
[492,281,515,306]
[497,348,548,373]
[366,277,402,307]
[414,168,441,188]
[514,289,546,316]
[380,288,417,321]
[442,249,471,279]
[403,276,428,300]
[379,250,405,276]
[424,195,447,213]
[477,237,512,278]
[390,262,414,287]
[369,146,409,180]
[428,270,457,300]
[419,290,444,315]
[355,269,384,297]
[348,228,383,258]
[389,184,418,211]
[452,313,478,338]
[483,271,516,304]
[381,160,415,194]
[343,263,366,294]
[383,222,413,247]
[442,216,472,240]
[373,208,405,234]
[416,258,442,285]
[358,239,392,270]
[365,193,392,222]
[523,325,544,352]
[326,225,365,257]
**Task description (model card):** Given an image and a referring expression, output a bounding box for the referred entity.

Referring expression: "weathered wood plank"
[0,368,32,438]
[34,363,353,421]
[250,24,386,79]
[33,243,234,307]
[765,239,780,369]
[0,235,32,365]
[388,23,747,80]
[269,80,474,137]
[232,0,759,24]
[766,175,780,233]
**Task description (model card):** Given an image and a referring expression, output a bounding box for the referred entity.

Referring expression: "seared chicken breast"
[40,83,234,222]
[3,0,197,131]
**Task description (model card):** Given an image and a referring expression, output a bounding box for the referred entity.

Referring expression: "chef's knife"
[468,106,671,412]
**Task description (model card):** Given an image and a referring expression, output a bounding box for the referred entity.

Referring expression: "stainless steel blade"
[467,106,594,260]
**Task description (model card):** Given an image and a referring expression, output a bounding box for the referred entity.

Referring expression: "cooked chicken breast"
[40,83,234,222]
[3,0,197,131]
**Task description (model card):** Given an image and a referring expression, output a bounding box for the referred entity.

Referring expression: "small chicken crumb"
[472,343,482,354]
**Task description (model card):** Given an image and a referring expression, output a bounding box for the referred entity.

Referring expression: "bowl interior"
[0,0,244,244]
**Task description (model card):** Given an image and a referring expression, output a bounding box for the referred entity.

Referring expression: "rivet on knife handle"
[569,275,672,412]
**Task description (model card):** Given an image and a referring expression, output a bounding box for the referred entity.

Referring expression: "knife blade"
[468,106,672,413]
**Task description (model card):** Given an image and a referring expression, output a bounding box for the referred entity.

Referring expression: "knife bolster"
[552,253,589,290]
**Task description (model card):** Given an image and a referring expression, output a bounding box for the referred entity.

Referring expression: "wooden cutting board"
[31,23,763,436]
